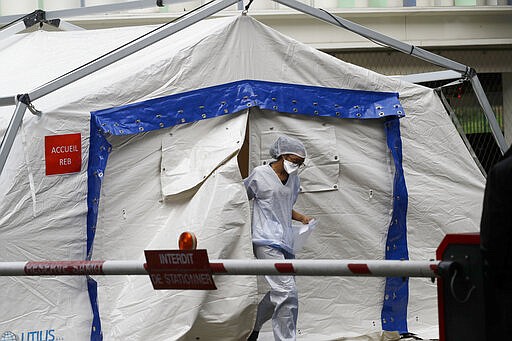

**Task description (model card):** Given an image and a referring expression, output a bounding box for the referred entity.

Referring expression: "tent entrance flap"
[161,112,248,198]
[88,79,408,336]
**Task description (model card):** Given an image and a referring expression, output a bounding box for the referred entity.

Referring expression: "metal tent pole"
[272,0,468,75]
[469,72,508,153]
[0,1,184,34]
[43,0,169,20]
[0,0,177,25]
[0,100,28,173]
[52,20,86,31]
[391,70,462,84]
[438,90,487,176]
[28,0,238,101]
[0,21,26,40]
[0,97,16,107]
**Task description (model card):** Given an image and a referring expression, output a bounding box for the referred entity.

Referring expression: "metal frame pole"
[0,21,26,40]
[0,259,447,278]
[54,20,86,31]
[272,0,469,75]
[438,90,487,176]
[469,72,508,153]
[0,100,28,174]
[0,96,16,107]
[43,0,163,20]
[0,0,181,25]
[391,70,462,84]
[27,0,239,101]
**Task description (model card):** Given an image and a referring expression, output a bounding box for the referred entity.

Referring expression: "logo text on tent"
[44,133,81,176]
[1,329,61,341]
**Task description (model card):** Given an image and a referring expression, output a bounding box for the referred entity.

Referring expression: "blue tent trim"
[381,117,410,334]
[86,120,110,341]
[91,79,405,135]
[87,276,103,341]
[86,79,408,339]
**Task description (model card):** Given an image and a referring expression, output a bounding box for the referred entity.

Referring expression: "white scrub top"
[244,164,300,255]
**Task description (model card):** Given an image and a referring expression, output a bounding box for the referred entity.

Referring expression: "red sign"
[45,133,82,176]
[144,249,217,290]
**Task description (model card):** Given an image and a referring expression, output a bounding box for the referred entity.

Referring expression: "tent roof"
[0,15,421,120]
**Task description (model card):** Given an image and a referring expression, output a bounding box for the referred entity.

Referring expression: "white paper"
[292,218,317,253]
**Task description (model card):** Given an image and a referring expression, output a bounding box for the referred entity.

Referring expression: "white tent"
[0,14,485,341]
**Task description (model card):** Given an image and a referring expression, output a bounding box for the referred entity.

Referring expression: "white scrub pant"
[253,245,298,341]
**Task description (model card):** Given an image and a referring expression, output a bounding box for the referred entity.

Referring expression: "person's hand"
[300,215,313,224]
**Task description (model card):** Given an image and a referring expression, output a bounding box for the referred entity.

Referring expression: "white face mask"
[283,159,299,174]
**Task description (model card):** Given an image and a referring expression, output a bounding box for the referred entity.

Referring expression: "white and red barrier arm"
[0,259,453,278]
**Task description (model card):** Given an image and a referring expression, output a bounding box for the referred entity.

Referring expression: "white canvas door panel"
[161,112,248,198]
[258,123,340,193]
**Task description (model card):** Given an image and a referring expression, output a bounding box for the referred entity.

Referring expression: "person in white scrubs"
[245,135,312,341]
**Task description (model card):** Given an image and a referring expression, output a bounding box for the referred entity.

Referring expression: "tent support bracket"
[18,94,42,116]
[0,9,85,37]
[0,1,191,35]
[23,9,46,29]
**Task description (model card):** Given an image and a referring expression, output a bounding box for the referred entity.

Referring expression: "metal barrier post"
[436,233,485,341]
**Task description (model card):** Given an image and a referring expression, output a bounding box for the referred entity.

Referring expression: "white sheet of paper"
[292,218,317,254]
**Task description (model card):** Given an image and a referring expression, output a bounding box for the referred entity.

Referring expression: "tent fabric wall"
[0,112,92,340]
[0,14,485,340]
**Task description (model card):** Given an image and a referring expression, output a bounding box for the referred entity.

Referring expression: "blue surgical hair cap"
[269,135,306,159]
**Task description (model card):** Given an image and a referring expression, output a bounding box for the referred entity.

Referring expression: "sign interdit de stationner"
[144,250,217,290]
[44,133,82,176]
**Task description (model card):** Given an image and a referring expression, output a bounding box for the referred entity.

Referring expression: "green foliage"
[455,106,503,134]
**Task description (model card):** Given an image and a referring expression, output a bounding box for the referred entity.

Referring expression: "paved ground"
[257,331,438,340]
